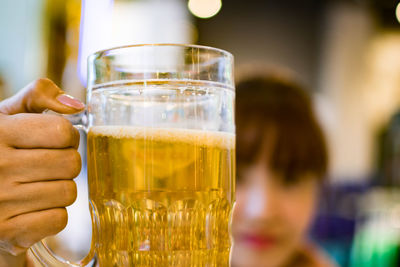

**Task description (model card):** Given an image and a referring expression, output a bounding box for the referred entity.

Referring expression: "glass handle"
[29,109,94,266]
[42,109,88,132]
[65,110,88,132]
[30,241,96,267]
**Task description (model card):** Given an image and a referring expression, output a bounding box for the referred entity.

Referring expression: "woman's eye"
[236,172,245,184]
[281,175,302,187]
[236,168,250,185]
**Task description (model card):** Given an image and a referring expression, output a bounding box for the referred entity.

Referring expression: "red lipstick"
[239,233,277,249]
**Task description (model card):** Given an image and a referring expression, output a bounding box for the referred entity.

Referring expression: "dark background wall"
[195,0,400,90]
[195,0,326,89]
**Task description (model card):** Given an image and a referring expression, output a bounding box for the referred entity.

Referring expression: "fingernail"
[57,94,85,109]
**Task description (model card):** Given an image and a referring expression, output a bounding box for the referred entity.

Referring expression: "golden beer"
[87,126,235,266]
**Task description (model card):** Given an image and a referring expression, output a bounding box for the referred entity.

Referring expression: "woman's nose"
[240,182,280,221]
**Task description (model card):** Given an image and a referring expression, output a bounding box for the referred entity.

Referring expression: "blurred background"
[2,0,400,266]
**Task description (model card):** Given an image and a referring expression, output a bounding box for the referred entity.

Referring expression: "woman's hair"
[236,73,328,183]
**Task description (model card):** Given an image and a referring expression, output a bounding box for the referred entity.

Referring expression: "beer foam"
[89,126,235,149]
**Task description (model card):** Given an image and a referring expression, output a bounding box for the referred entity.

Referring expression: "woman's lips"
[238,233,278,250]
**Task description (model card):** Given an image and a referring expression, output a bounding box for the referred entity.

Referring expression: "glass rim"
[90,43,234,60]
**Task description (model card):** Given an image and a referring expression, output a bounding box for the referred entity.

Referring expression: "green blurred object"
[350,189,400,267]
[350,225,399,267]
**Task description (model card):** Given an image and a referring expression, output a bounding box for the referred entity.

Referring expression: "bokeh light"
[188,0,222,19]
[396,2,400,24]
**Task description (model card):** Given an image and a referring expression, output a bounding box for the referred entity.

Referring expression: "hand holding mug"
[0,78,84,267]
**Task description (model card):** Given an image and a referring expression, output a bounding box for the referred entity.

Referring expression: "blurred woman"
[231,73,337,267]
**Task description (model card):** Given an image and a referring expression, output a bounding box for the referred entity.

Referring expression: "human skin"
[0,78,84,267]
[231,137,318,267]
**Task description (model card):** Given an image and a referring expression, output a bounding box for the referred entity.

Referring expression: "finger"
[1,180,77,219]
[1,208,68,252]
[2,148,81,182]
[0,78,84,115]
[0,113,80,148]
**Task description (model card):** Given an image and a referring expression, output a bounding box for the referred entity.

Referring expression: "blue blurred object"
[310,181,372,267]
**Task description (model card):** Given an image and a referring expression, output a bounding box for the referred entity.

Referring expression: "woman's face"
[231,139,318,267]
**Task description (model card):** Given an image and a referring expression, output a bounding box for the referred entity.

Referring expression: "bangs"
[271,115,327,182]
[236,75,328,183]
[237,112,327,183]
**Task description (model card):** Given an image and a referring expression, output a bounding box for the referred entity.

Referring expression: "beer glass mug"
[31,44,235,266]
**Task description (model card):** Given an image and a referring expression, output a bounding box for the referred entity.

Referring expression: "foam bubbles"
[89,126,235,149]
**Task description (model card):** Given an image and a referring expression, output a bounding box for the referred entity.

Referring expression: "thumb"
[0,78,84,115]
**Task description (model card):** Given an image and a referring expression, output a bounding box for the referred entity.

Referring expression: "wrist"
[0,250,26,267]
